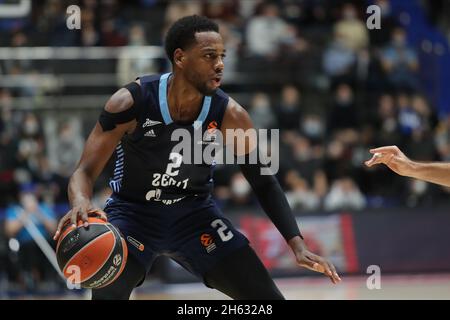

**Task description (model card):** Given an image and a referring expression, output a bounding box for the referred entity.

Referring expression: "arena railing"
[0,46,252,111]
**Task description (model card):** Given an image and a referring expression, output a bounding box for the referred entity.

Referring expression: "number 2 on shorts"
[211,219,234,242]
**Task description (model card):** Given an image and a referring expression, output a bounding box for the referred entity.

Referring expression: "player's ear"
[174,49,185,69]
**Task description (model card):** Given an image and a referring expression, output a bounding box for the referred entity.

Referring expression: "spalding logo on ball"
[56,213,128,289]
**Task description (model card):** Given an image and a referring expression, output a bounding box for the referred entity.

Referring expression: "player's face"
[184,31,226,96]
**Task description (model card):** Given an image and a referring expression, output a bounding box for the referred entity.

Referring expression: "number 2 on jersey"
[166,152,182,176]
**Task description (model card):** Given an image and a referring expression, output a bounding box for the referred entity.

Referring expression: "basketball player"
[366,145,450,187]
[53,15,341,299]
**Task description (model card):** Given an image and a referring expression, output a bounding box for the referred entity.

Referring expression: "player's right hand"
[53,203,107,241]
[364,145,413,176]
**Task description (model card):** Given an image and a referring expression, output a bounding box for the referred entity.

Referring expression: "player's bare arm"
[221,98,341,284]
[221,97,257,156]
[53,83,138,240]
[365,145,450,187]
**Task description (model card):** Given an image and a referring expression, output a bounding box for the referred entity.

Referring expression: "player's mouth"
[211,74,222,87]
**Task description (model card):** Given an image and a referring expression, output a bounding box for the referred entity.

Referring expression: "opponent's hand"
[53,202,107,241]
[364,145,414,176]
[289,236,341,284]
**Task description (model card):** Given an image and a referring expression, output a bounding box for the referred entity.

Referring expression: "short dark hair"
[164,15,219,64]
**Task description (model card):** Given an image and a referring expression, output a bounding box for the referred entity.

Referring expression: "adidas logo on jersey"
[144,129,156,137]
[143,118,162,128]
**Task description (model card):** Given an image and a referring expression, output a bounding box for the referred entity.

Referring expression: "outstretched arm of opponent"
[221,98,341,284]
[53,83,138,240]
[365,145,450,187]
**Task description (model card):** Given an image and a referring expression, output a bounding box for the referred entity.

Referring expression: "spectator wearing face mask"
[16,113,45,175]
[275,85,303,132]
[397,93,421,137]
[52,121,84,179]
[117,24,158,86]
[245,3,290,58]
[284,170,320,211]
[333,3,369,52]
[249,92,277,129]
[381,28,419,91]
[327,83,358,134]
[373,93,402,146]
[324,177,366,211]
[301,114,325,143]
[322,31,357,86]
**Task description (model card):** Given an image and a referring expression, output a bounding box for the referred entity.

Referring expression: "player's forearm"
[255,178,302,242]
[409,162,450,187]
[239,162,302,242]
[68,167,95,207]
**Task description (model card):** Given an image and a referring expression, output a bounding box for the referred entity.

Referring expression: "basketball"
[56,215,128,289]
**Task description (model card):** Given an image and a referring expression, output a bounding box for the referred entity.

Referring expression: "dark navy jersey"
[108,73,229,205]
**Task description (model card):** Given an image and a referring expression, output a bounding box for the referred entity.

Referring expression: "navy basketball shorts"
[103,194,249,279]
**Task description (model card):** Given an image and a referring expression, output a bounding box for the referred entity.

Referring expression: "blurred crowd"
[1,0,450,294]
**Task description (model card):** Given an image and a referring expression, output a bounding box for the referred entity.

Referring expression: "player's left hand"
[289,236,341,284]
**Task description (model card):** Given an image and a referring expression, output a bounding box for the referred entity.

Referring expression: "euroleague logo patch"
[203,121,218,144]
[113,254,122,267]
[200,234,213,246]
[200,233,216,253]
[207,121,218,133]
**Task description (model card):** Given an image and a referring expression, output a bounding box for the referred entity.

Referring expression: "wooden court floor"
[5,273,449,300]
